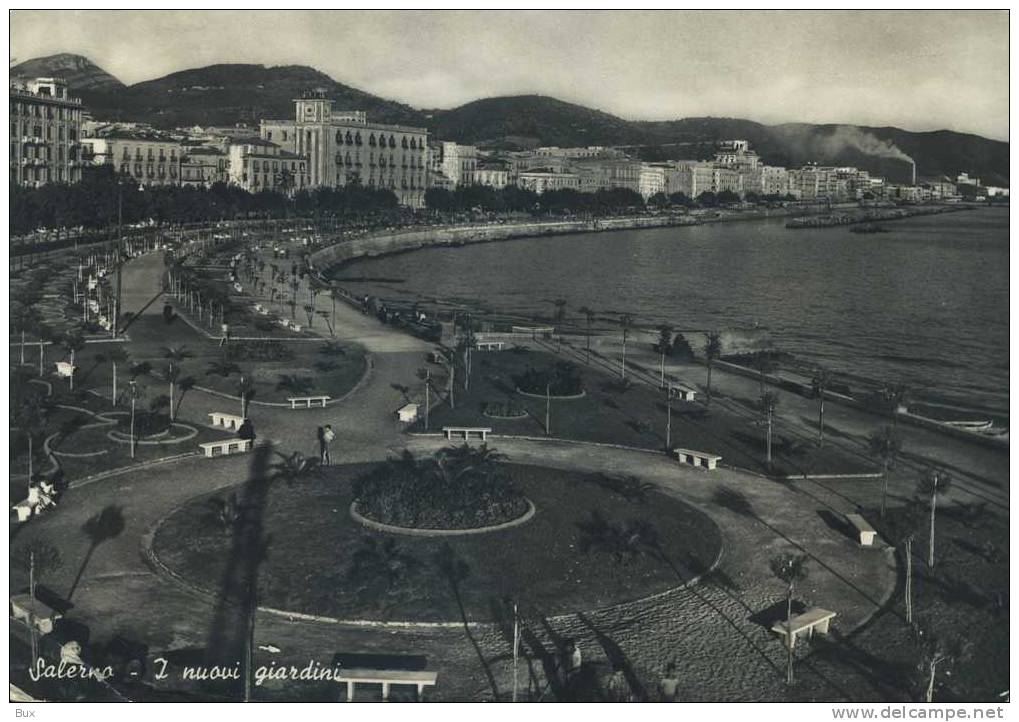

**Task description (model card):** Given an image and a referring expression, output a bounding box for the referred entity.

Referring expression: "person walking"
[322,424,335,466]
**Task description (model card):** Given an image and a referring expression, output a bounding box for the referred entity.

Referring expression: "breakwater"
[786,204,972,229]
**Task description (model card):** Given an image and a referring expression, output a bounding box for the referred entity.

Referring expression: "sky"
[9,10,1010,140]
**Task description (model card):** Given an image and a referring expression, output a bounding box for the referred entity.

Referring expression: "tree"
[416,367,432,431]
[868,426,902,518]
[12,304,41,367]
[761,392,779,469]
[882,383,909,429]
[880,499,925,624]
[13,541,63,666]
[61,329,86,391]
[912,619,968,702]
[236,375,256,418]
[432,345,457,409]
[329,286,344,337]
[657,324,673,387]
[618,313,634,380]
[577,306,596,365]
[13,390,48,488]
[107,347,130,405]
[769,553,809,685]
[703,332,722,406]
[917,468,952,568]
[813,367,833,446]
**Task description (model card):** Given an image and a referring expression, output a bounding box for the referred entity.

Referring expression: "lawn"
[152,461,722,623]
[417,348,875,478]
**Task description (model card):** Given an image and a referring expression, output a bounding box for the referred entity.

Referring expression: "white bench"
[198,438,253,457]
[845,513,877,546]
[280,318,291,328]
[10,595,62,634]
[396,403,419,423]
[442,426,492,442]
[771,607,837,649]
[291,323,303,332]
[288,396,330,409]
[12,501,34,523]
[475,341,505,351]
[673,447,722,470]
[208,411,246,431]
[233,283,243,293]
[253,303,265,313]
[336,668,438,702]
[55,361,76,378]
[669,385,697,402]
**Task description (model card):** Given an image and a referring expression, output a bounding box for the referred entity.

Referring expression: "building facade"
[517,169,581,194]
[226,139,310,194]
[82,134,183,187]
[10,77,85,187]
[180,146,228,188]
[260,91,428,207]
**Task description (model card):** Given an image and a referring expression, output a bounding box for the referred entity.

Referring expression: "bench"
[336,668,438,702]
[771,607,837,649]
[288,396,330,409]
[12,501,34,523]
[673,447,722,470]
[845,513,877,546]
[10,594,62,634]
[669,385,697,402]
[208,411,246,431]
[280,318,291,328]
[396,403,419,423]
[198,438,253,458]
[475,341,505,352]
[442,426,492,442]
[55,361,76,378]
[252,303,265,313]
[291,323,303,333]
[233,283,243,293]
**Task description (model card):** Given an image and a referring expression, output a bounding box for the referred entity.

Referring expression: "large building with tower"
[260,90,429,207]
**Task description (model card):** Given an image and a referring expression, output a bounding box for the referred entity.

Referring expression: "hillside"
[12,54,1008,185]
[10,53,125,91]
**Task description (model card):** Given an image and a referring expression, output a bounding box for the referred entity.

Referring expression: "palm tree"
[165,364,181,420]
[912,620,967,702]
[769,553,809,685]
[329,286,343,337]
[416,367,433,431]
[433,345,457,409]
[657,324,674,387]
[577,305,596,364]
[881,499,925,624]
[107,347,130,405]
[60,330,86,391]
[761,391,779,469]
[552,298,567,352]
[236,375,256,418]
[618,313,634,380]
[917,468,952,567]
[868,426,902,518]
[13,541,63,666]
[303,303,316,328]
[704,331,722,406]
[13,392,48,487]
[813,367,833,445]
[271,450,320,487]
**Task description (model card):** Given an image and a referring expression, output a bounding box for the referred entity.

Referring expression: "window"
[369,134,376,147]
[266,131,273,141]
[282,131,288,142]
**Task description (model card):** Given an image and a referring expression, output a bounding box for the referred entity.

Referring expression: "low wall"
[310,216,693,271]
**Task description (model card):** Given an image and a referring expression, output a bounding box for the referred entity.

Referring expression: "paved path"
[12,251,904,702]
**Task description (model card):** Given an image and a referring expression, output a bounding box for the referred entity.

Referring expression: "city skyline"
[9,9,1010,141]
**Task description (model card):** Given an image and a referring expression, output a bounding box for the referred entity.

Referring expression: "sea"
[331,207,1009,421]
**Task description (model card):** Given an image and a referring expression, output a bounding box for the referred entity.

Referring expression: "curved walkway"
[12,251,898,702]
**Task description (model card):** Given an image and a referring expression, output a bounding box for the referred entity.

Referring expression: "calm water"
[336,208,1010,417]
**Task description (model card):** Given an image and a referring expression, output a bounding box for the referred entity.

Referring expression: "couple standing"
[317,424,335,465]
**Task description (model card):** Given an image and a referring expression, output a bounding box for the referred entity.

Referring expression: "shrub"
[513,361,583,396]
[231,340,294,362]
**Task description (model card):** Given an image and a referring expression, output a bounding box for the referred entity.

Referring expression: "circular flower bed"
[481,401,528,419]
[353,446,528,530]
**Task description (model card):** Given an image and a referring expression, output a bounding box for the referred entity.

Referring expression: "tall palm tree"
[433,345,457,409]
[236,375,256,418]
[416,367,433,431]
[883,383,909,429]
[657,323,674,387]
[769,553,809,685]
[61,330,86,391]
[761,391,779,469]
[704,331,722,406]
[618,313,634,380]
[577,306,596,365]
[868,426,902,518]
[917,468,952,568]
[107,347,130,405]
[813,367,833,445]
[165,364,181,421]
[882,499,925,624]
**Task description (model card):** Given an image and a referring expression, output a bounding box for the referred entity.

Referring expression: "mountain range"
[11,53,1009,186]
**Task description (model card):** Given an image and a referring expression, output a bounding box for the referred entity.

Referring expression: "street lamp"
[665,384,678,452]
[129,380,138,459]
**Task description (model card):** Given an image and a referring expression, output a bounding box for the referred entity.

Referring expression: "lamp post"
[665,384,677,451]
[129,380,138,459]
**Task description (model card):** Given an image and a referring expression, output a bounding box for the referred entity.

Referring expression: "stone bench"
[208,411,246,431]
[336,668,438,702]
[12,501,34,523]
[845,513,877,546]
[442,426,492,442]
[475,341,505,351]
[669,385,697,402]
[396,403,419,423]
[771,607,837,649]
[288,396,330,409]
[198,438,253,458]
[55,361,76,378]
[10,594,62,634]
[673,447,722,470]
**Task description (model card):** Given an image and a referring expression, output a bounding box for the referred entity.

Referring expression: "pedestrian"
[658,662,680,702]
[322,424,335,465]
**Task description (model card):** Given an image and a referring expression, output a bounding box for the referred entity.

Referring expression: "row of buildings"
[10,77,1005,206]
